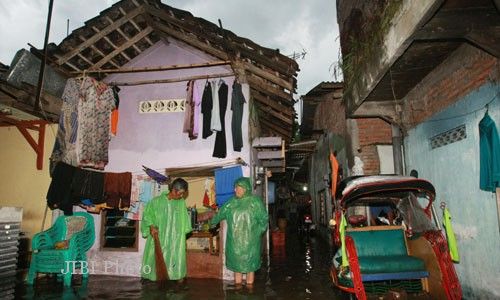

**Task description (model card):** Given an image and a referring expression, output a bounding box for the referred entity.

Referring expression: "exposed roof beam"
[56,5,145,65]
[92,27,153,69]
[241,60,293,91]
[251,90,294,118]
[74,60,231,75]
[104,16,141,58]
[247,75,293,102]
[145,6,295,76]
[119,7,153,46]
[259,118,291,139]
[254,102,294,125]
[150,18,228,60]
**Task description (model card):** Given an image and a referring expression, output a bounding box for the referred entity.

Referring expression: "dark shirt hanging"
[201,81,213,139]
[213,80,229,158]
[70,168,105,205]
[231,82,246,152]
[479,112,500,192]
[46,162,77,215]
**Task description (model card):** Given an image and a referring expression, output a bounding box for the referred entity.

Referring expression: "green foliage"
[341,1,403,94]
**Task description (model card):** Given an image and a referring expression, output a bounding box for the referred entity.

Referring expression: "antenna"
[66,19,70,37]
[287,48,307,60]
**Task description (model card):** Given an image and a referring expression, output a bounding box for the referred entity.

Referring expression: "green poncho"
[210,177,268,273]
[141,192,192,280]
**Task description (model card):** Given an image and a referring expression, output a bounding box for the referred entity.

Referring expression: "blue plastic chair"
[27,212,95,286]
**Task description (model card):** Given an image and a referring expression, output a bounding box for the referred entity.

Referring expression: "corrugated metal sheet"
[5,49,67,98]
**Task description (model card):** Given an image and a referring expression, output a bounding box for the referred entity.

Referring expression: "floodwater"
[15,232,343,300]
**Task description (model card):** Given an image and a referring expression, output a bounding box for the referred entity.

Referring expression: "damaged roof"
[46,0,299,140]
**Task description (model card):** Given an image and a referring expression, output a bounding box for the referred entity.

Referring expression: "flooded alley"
[15,231,342,300]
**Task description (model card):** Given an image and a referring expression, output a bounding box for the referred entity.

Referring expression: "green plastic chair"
[27,212,95,286]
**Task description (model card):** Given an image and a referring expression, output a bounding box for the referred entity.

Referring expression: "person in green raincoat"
[141,178,192,284]
[210,177,268,286]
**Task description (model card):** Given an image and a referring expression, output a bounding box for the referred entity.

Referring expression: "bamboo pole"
[71,60,231,75]
[108,72,234,86]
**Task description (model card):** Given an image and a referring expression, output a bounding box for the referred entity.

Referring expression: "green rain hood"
[141,192,192,280]
[211,177,269,273]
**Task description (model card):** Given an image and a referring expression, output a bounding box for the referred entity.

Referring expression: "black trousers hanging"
[201,82,213,139]
[213,81,228,158]
[231,82,245,152]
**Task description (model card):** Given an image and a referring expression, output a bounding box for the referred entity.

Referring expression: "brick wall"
[402,44,499,128]
[356,118,392,175]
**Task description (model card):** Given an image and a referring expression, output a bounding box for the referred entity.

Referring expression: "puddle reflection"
[16,233,342,299]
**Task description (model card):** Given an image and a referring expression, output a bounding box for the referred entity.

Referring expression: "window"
[100,210,138,252]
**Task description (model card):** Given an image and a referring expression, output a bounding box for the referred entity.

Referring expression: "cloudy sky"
[0,0,340,96]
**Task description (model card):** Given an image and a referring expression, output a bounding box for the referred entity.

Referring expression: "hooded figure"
[210,177,268,285]
[141,178,192,283]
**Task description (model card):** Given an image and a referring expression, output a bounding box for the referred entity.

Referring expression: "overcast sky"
[0,0,340,96]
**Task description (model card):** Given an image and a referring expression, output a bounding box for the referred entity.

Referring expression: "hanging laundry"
[479,111,500,192]
[125,201,144,221]
[210,79,222,132]
[46,162,78,215]
[183,80,196,140]
[201,81,213,139]
[231,82,246,152]
[70,168,105,206]
[139,180,155,204]
[213,80,228,158]
[125,174,150,220]
[110,86,121,136]
[214,165,243,206]
[443,207,460,263]
[77,77,116,170]
[50,78,82,168]
[330,151,339,198]
[104,172,132,209]
[192,81,202,138]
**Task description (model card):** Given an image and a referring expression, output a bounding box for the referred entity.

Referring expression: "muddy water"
[15,233,343,299]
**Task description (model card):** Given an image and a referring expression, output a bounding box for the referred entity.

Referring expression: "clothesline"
[71,60,232,75]
[107,72,235,87]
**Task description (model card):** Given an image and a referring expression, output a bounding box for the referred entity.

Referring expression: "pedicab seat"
[27,212,95,286]
[347,227,428,281]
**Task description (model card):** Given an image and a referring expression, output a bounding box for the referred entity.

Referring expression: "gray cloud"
[0,0,339,95]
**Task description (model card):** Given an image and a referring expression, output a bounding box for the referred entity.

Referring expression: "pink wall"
[104,40,250,173]
[88,39,250,278]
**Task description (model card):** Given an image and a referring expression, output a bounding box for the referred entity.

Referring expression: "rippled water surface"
[16,232,343,299]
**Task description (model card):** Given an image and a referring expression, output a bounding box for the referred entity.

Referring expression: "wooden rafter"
[254,103,294,125]
[241,61,293,91]
[93,27,153,69]
[148,3,296,76]
[76,52,94,66]
[0,113,47,170]
[119,7,153,46]
[150,18,229,60]
[251,89,294,117]
[247,75,293,102]
[72,60,231,75]
[259,117,291,139]
[56,5,145,65]
[108,71,233,86]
